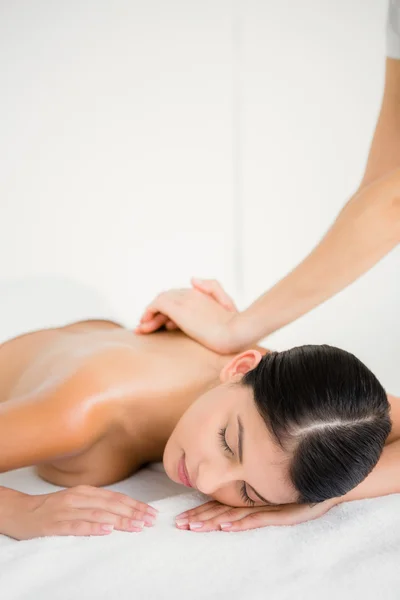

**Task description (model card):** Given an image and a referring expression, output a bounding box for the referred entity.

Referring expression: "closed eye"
[218,426,233,455]
[217,427,256,507]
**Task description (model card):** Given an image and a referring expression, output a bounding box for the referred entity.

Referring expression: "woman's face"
[163,351,298,508]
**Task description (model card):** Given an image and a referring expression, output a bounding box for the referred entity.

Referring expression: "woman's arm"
[0,362,109,473]
[0,361,159,540]
[336,437,400,505]
[337,393,400,503]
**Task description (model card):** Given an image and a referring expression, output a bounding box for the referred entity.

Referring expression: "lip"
[178,454,193,488]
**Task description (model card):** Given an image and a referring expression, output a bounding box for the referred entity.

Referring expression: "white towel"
[0,463,400,600]
[1,280,400,599]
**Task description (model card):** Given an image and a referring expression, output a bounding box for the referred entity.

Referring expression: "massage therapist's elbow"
[358,167,400,242]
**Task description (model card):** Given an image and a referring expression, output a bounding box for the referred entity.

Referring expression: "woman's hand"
[2,485,158,540]
[135,278,240,354]
[174,498,338,532]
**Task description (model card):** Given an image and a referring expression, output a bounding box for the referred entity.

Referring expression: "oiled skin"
[0,320,399,489]
[0,320,233,487]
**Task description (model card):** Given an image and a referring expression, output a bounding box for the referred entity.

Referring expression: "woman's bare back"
[0,320,224,487]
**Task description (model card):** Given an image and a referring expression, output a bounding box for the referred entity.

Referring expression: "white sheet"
[0,464,400,600]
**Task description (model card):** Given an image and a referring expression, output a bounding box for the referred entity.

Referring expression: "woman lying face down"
[164,344,392,512]
[0,320,396,539]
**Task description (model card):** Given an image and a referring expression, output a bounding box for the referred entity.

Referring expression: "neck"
[114,330,270,464]
[117,333,233,462]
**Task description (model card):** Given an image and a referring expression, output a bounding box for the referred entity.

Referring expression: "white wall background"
[1,0,399,393]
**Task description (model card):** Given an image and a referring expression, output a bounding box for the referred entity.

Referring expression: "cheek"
[175,391,222,446]
[183,405,215,455]
[208,477,253,508]
[166,401,208,461]
[209,488,243,507]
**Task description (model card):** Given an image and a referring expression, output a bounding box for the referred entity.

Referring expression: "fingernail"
[220,523,232,529]
[130,520,145,528]
[144,515,156,526]
[148,507,159,516]
[176,511,188,519]
[189,522,203,529]
[101,524,114,532]
[175,518,189,527]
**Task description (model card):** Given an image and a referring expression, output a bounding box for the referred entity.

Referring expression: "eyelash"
[217,427,256,507]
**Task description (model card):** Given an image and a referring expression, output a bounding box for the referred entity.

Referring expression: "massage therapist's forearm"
[229,58,400,350]
[232,178,400,347]
[334,440,400,505]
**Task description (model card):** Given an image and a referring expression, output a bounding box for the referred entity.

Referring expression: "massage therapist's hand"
[174,498,338,532]
[135,279,240,354]
[2,485,158,540]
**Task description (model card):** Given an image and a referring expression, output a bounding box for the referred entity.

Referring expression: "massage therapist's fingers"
[139,307,157,323]
[136,313,168,333]
[191,278,237,312]
[165,320,178,330]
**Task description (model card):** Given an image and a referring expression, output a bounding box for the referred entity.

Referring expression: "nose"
[195,460,238,496]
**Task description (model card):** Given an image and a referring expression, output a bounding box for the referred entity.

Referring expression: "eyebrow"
[237,414,280,507]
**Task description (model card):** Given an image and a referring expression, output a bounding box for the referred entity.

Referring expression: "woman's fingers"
[175,500,284,532]
[85,487,158,515]
[72,486,158,522]
[54,520,117,536]
[175,501,244,531]
[212,508,285,532]
[180,507,281,532]
[191,278,237,312]
[59,509,148,534]
[66,499,153,528]
[175,503,231,529]
[175,499,338,533]
[175,501,221,520]
[210,504,322,531]
[22,486,159,539]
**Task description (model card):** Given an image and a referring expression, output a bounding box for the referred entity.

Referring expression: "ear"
[219,350,263,383]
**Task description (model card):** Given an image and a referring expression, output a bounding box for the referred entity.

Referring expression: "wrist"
[225,313,258,353]
[0,487,32,538]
